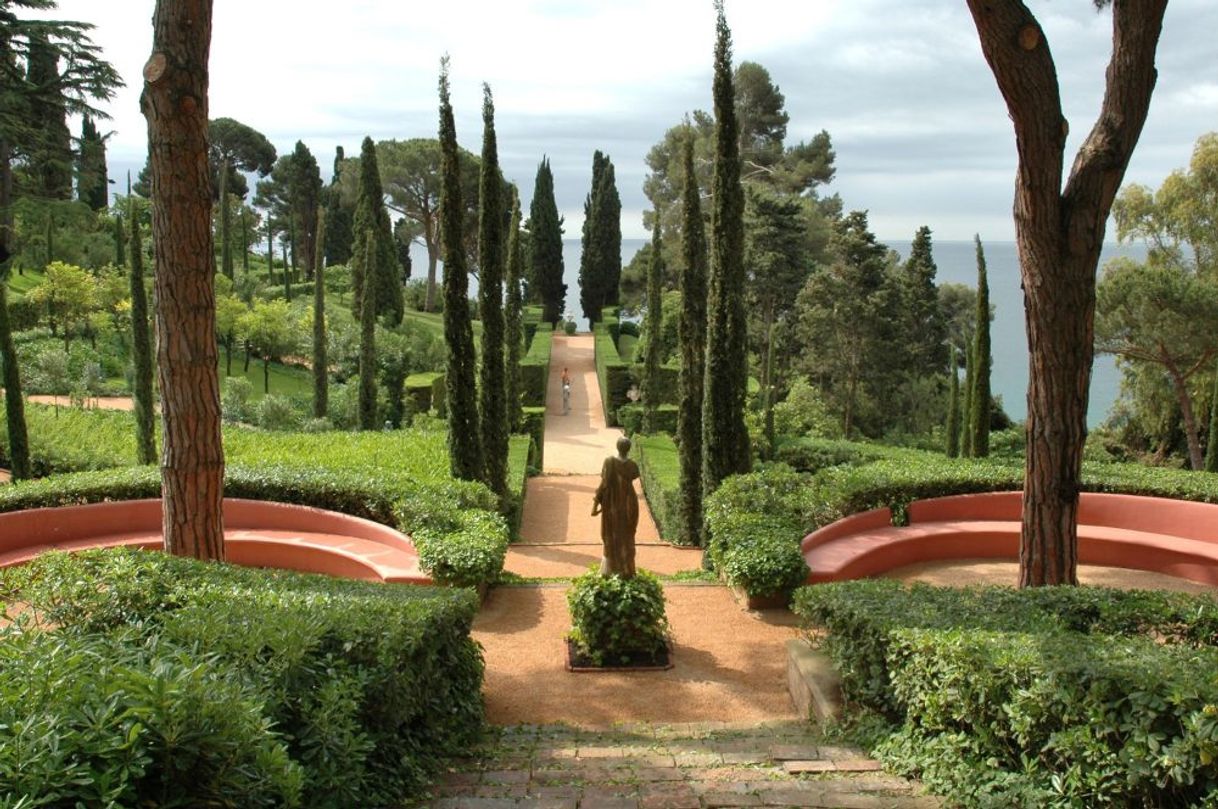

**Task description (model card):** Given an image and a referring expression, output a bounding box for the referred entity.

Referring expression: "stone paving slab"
[420,724,940,808]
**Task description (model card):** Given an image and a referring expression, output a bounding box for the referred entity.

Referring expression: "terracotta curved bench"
[0,498,430,585]
[802,491,1218,587]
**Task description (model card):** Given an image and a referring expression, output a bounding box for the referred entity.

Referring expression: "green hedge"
[522,305,543,347]
[592,323,631,426]
[600,306,620,343]
[618,403,678,435]
[520,405,545,471]
[792,580,1218,806]
[633,433,680,543]
[519,324,553,407]
[405,371,446,417]
[0,550,483,806]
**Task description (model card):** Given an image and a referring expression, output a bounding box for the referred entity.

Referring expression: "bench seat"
[804,496,1218,588]
[0,499,429,585]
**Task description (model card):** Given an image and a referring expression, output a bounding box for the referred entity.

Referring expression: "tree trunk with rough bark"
[140,0,225,561]
[1164,358,1205,470]
[966,0,1167,586]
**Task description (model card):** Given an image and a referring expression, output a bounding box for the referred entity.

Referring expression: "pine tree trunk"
[241,206,250,275]
[0,284,30,480]
[1205,361,1218,473]
[966,0,1167,587]
[1164,359,1204,471]
[140,0,225,561]
[945,347,960,458]
[424,230,438,313]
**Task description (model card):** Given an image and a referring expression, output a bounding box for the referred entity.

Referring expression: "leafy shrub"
[879,629,1218,807]
[618,320,640,338]
[255,393,303,431]
[1,550,484,806]
[221,376,254,423]
[719,530,808,600]
[519,405,545,470]
[773,376,841,440]
[566,570,670,666]
[405,371,446,417]
[563,319,576,335]
[405,504,509,588]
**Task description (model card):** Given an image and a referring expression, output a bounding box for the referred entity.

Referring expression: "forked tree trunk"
[966,0,1167,586]
[140,0,225,561]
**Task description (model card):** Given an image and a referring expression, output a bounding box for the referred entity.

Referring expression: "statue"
[591,436,639,578]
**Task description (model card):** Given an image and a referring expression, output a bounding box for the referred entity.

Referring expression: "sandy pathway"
[480,332,802,725]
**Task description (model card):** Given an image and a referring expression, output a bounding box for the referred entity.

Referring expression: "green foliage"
[519,405,546,471]
[504,196,525,430]
[945,351,960,458]
[0,549,484,806]
[129,201,155,464]
[772,376,840,440]
[528,158,566,323]
[566,569,670,666]
[0,283,31,479]
[618,403,678,436]
[579,153,622,320]
[357,229,378,429]
[405,371,446,417]
[677,137,708,548]
[702,1,752,496]
[968,235,991,457]
[593,322,631,426]
[792,580,1218,806]
[477,85,508,500]
[348,137,402,325]
[640,221,665,432]
[438,63,484,482]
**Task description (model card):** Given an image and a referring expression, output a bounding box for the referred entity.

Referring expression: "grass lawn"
[219,349,313,399]
[6,266,47,296]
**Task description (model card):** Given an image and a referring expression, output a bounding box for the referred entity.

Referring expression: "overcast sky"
[48,0,1218,243]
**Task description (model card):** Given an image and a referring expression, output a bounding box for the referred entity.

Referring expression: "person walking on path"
[560,366,572,415]
[592,436,639,577]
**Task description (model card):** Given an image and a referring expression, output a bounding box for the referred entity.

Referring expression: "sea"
[419,236,1149,429]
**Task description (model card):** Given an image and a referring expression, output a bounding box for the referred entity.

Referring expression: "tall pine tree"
[969,234,992,457]
[579,151,606,322]
[129,200,155,465]
[703,1,751,496]
[640,214,664,433]
[478,84,508,500]
[504,193,525,432]
[439,59,483,480]
[324,146,354,266]
[77,115,108,210]
[349,137,402,325]
[899,226,946,374]
[25,34,73,200]
[945,345,960,459]
[313,206,328,419]
[529,158,565,325]
[678,136,708,547]
[357,228,378,430]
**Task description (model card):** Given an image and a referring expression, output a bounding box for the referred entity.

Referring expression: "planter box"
[730,584,791,611]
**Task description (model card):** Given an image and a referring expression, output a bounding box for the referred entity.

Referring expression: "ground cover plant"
[0,549,484,807]
[794,580,1218,806]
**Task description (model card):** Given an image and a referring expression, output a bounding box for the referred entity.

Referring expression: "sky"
[45,0,1218,244]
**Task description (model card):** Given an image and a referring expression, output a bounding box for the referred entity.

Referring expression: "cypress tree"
[962,339,975,458]
[478,84,508,500]
[357,229,378,430]
[702,1,751,496]
[504,194,525,432]
[677,136,708,547]
[77,115,108,210]
[349,137,402,325]
[324,146,354,266]
[129,201,156,465]
[438,59,483,481]
[266,220,274,279]
[970,234,992,457]
[241,207,250,275]
[529,158,566,325]
[113,213,125,267]
[600,160,623,307]
[640,214,664,434]
[0,281,30,479]
[579,151,607,323]
[945,345,960,459]
[313,206,328,419]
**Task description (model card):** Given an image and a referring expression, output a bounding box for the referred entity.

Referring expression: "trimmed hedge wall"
[633,433,680,544]
[520,405,546,471]
[405,371,446,417]
[0,549,484,806]
[519,324,553,408]
[618,403,678,435]
[593,323,631,426]
[793,580,1218,806]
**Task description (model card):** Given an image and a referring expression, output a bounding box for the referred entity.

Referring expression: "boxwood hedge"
[0,549,484,807]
